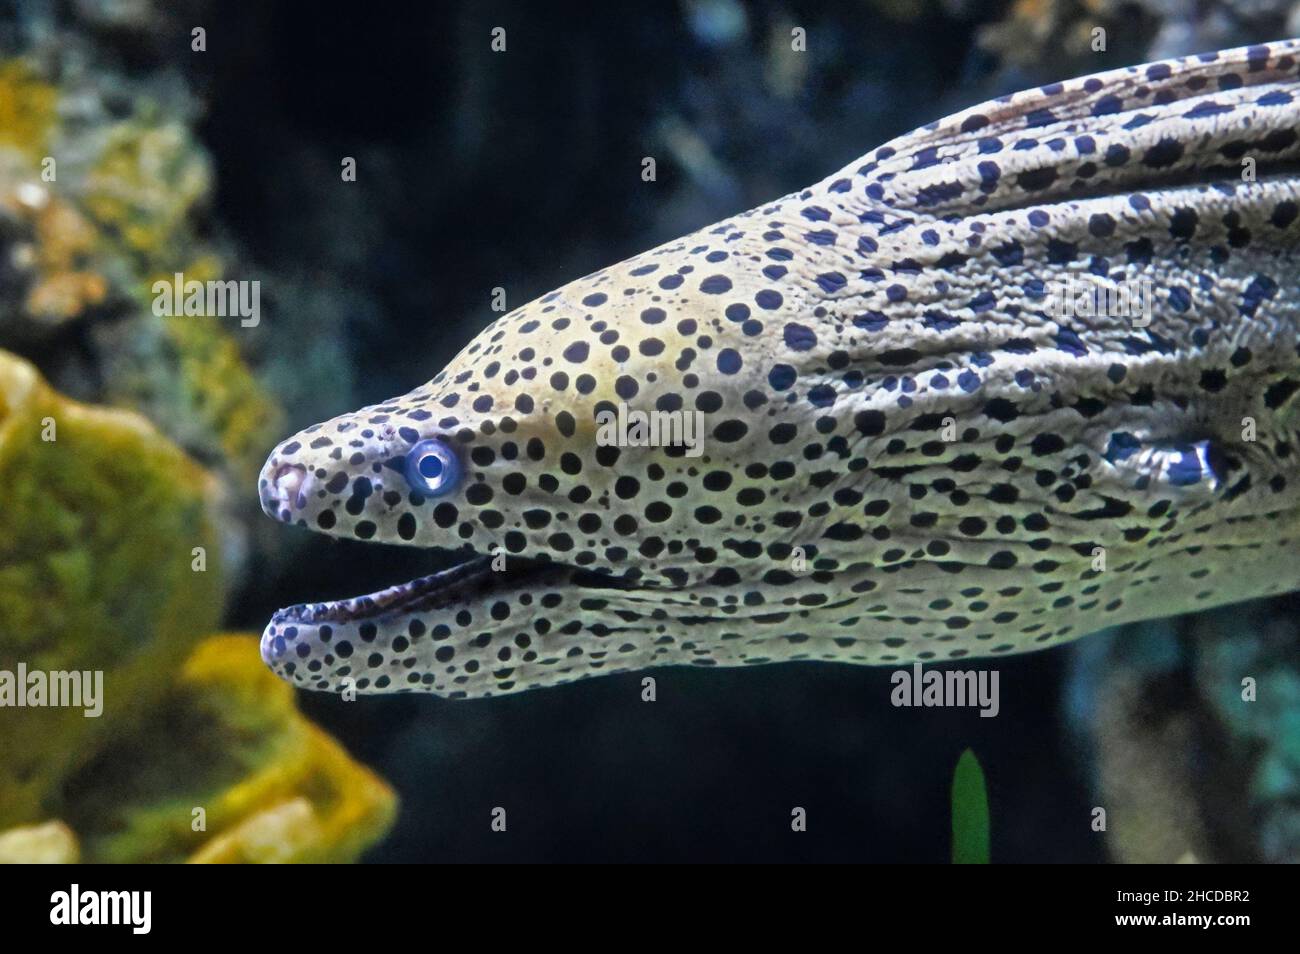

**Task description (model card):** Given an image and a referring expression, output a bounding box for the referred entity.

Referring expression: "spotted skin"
[260,42,1300,698]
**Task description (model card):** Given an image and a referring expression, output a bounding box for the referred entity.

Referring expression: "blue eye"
[404,438,460,496]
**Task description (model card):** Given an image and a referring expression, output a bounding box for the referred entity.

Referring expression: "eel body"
[260,42,1300,697]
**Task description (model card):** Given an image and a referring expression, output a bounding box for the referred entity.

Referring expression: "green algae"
[1,52,283,486]
[0,352,394,862]
[0,349,224,827]
[0,60,56,161]
[951,748,990,864]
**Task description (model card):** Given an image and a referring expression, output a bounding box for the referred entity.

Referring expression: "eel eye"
[404,438,460,497]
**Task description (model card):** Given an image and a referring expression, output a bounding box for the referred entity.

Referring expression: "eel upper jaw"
[267,554,575,627]
[264,509,657,629]
[259,446,645,647]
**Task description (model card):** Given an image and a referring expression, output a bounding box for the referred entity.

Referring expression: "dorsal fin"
[821,41,1300,218]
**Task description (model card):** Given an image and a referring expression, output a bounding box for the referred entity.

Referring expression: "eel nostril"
[273,464,309,509]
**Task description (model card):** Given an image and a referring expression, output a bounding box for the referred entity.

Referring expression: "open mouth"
[257,454,646,689]
[267,555,565,628]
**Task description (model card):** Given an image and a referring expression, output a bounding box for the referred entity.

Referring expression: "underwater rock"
[0,43,283,492]
[1089,660,1217,863]
[0,60,56,164]
[70,635,397,864]
[1191,607,1300,864]
[0,353,394,862]
[978,0,1300,85]
[1068,609,1299,863]
[181,636,397,863]
[0,348,225,828]
[0,820,79,863]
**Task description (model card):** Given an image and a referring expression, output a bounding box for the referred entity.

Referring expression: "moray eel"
[260,42,1300,698]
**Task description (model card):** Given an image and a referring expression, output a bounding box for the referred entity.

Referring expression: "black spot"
[703,471,732,491]
[769,423,797,444]
[879,348,921,366]
[1264,379,1300,410]
[1199,368,1228,392]
[1271,200,1298,228]
[1087,213,1116,238]
[854,411,886,436]
[1017,167,1058,191]
[433,502,458,527]
[714,420,749,442]
[1030,433,1066,455]
[1143,137,1184,168]
[784,323,818,351]
[562,342,590,363]
[1169,207,1198,239]
[983,398,1018,422]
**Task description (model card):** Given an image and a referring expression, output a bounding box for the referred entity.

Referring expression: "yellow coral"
[0,58,283,482]
[181,636,397,864]
[154,261,285,484]
[0,61,57,161]
[84,120,211,269]
[72,635,397,864]
[0,821,79,863]
[0,350,224,826]
[24,198,110,322]
[0,354,394,863]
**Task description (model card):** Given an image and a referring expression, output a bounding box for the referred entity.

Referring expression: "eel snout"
[261,462,314,520]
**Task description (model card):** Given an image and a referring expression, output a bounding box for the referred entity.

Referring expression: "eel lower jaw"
[259,547,647,684]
